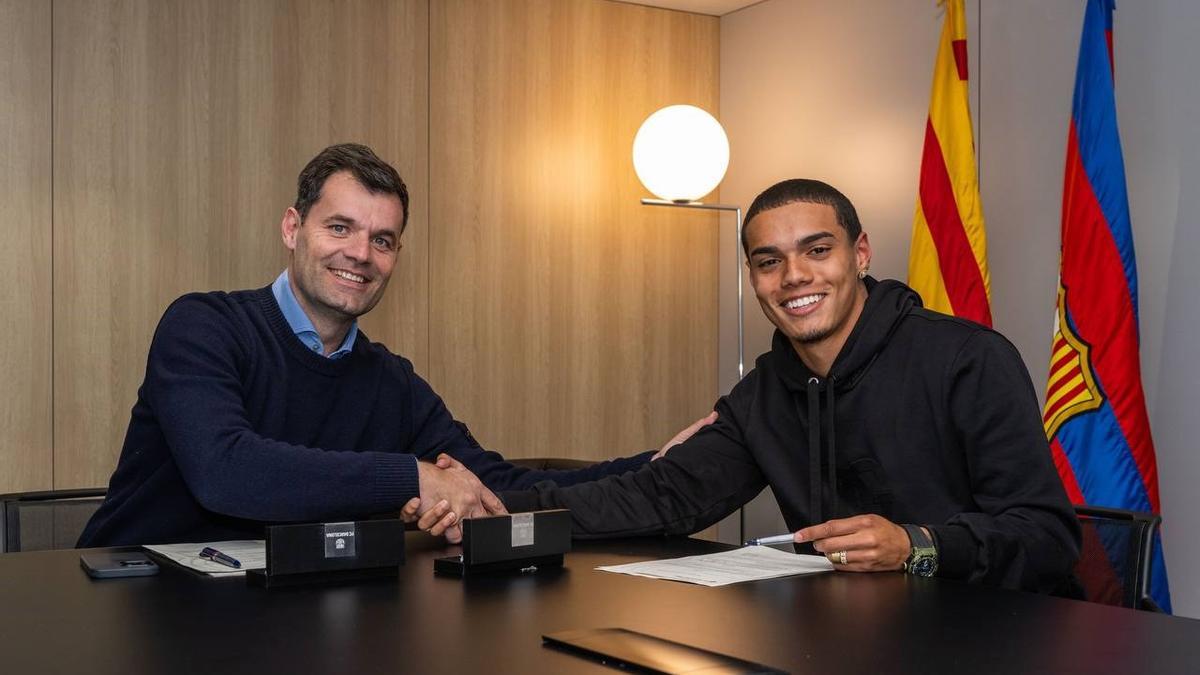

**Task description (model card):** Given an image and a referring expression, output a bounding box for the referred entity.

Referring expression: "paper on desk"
[595,545,834,587]
[143,540,266,577]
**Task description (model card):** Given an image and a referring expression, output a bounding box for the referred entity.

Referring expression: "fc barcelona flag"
[1044,0,1170,611]
[908,0,991,326]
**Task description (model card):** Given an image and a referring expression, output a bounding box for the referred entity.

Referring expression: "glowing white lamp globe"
[632,105,730,202]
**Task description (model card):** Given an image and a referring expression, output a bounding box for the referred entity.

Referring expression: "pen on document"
[743,534,796,547]
[199,546,242,568]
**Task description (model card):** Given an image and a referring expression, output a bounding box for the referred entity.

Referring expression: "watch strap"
[902,523,934,550]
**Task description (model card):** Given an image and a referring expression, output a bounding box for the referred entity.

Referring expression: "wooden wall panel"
[429,0,720,460]
[53,0,429,488]
[0,0,52,493]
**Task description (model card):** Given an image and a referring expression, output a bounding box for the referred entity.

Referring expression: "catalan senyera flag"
[908,0,991,327]
[1044,0,1170,612]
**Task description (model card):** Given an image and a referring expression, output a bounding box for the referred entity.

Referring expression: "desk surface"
[2,536,1197,674]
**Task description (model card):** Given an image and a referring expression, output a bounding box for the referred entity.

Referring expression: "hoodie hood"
[769,277,923,393]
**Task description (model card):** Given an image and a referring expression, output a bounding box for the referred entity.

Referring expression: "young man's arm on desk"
[499,398,764,538]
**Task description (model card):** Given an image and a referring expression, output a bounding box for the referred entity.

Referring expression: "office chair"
[0,488,107,553]
[1072,504,1163,612]
[448,420,593,472]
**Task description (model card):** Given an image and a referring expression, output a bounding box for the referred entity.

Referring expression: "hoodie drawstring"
[806,377,821,524]
[826,378,838,519]
[805,376,839,525]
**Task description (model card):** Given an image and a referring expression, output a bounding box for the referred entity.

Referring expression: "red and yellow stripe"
[909,0,991,326]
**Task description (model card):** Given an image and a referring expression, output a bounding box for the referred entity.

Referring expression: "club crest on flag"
[1043,284,1103,441]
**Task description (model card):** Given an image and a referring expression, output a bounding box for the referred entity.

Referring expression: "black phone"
[80,552,160,579]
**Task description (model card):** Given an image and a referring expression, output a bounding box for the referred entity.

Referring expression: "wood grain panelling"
[53,0,428,488]
[0,0,52,493]
[429,0,719,461]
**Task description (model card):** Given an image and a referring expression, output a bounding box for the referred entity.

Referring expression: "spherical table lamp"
[632,104,730,203]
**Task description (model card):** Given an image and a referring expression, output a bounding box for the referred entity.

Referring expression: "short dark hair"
[294,143,410,230]
[741,179,862,253]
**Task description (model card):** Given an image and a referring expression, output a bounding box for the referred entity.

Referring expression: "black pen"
[199,546,242,569]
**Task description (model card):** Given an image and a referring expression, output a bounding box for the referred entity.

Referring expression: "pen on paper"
[199,546,242,568]
[743,534,795,547]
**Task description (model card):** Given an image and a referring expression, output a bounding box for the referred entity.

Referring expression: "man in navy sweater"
[78,143,689,547]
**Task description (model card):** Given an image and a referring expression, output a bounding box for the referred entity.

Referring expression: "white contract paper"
[595,545,834,587]
[143,540,266,577]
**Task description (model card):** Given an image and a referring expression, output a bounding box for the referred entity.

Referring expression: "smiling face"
[745,200,871,373]
[281,171,405,333]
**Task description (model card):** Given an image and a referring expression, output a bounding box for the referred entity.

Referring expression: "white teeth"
[332,270,366,283]
[784,295,823,310]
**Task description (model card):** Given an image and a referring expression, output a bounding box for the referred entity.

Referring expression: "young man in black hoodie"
[501,179,1081,593]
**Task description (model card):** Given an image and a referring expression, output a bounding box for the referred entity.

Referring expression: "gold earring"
[857,269,866,280]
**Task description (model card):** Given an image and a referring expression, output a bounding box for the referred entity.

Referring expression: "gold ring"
[837,550,848,565]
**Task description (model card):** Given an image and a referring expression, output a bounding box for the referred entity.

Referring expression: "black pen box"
[435,509,571,576]
[247,519,405,588]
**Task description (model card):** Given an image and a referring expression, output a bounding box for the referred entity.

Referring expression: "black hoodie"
[504,278,1081,592]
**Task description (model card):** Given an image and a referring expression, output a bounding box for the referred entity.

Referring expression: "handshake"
[400,411,718,543]
[401,454,507,544]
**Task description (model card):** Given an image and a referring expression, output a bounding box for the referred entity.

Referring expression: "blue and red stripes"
[1069,0,1138,319]
[1059,125,1156,513]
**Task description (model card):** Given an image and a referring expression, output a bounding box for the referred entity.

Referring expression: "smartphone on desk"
[80,552,160,579]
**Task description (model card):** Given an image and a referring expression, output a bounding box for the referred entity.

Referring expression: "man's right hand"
[653,411,718,460]
[416,454,507,543]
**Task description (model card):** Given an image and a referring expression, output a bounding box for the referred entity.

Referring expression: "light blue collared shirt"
[272,270,359,359]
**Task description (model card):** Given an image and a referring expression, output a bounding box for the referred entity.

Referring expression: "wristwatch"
[901,524,938,577]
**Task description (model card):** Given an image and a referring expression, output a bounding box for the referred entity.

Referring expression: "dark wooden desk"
[2,536,1197,674]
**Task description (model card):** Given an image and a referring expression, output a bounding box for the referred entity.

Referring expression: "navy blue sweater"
[78,287,649,546]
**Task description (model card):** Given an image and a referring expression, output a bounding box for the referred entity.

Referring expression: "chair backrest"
[1072,504,1161,611]
[452,420,592,472]
[507,457,593,471]
[0,489,107,553]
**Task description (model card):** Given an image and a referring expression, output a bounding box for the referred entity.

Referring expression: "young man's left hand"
[795,514,916,572]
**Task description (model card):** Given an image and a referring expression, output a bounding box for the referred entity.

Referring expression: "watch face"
[912,557,937,577]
